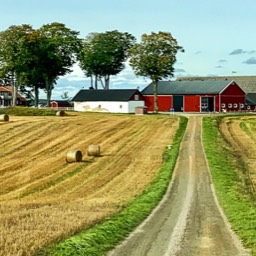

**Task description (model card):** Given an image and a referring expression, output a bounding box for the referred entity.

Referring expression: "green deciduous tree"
[37,22,82,106]
[129,32,184,113]
[78,30,136,89]
[0,22,82,107]
[0,24,35,106]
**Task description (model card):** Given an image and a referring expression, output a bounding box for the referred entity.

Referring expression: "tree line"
[0,22,183,112]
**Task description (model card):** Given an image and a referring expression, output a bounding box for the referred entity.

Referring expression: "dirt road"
[108,116,250,256]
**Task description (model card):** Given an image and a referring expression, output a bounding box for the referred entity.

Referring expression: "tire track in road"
[108,116,250,256]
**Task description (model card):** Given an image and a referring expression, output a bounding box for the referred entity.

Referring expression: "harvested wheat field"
[0,112,179,256]
[220,115,256,192]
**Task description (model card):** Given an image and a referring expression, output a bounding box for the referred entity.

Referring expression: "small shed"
[135,106,148,115]
[72,89,145,113]
[141,79,246,113]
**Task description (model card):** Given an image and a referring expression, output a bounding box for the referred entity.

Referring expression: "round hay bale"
[66,150,83,163]
[0,114,9,122]
[56,110,65,116]
[87,145,101,157]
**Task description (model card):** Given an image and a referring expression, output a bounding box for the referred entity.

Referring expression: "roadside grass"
[0,106,57,116]
[203,116,256,255]
[35,116,188,256]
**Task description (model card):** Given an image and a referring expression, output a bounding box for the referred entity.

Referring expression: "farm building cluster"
[1,76,256,113]
[72,76,256,113]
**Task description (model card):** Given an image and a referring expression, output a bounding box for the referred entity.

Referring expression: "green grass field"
[203,115,256,255]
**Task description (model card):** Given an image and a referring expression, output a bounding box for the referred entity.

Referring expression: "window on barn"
[221,103,226,108]
[98,105,101,109]
[120,105,122,109]
[233,103,238,108]
[228,103,232,108]
[134,95,139,101]
[239,103,244,109]
[247,105,251,110]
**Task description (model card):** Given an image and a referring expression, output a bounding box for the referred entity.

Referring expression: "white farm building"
[72,89,145,113]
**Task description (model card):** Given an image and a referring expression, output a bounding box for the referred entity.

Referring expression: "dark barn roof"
[141,80,236,95]
[177,76,256,93]
[246,93,256,106]
[72,89,141,102]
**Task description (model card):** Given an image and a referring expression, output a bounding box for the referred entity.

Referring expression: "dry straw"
[0,114,9,122]
[66,149,83,163]
[87,145,101,157]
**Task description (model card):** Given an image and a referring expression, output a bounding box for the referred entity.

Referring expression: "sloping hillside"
[0,112,178,255]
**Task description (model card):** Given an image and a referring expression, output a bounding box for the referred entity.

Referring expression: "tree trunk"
[45,79,53,107]
[12,73,17,106]
[153,80,158,113]
[99,77,104,89]
[34,85,39,107]
[90,76,94,89]
[104,75,110,90]
[94,74,98,90]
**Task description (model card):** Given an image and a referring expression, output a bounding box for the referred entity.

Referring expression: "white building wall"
[128,101,145,113]
[74,101,145,113]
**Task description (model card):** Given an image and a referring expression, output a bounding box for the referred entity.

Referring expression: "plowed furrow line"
[0,118,148,200]
[25,120,148,200]
[63,119,172,200]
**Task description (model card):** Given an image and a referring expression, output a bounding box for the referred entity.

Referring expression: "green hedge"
[0,106,57,116]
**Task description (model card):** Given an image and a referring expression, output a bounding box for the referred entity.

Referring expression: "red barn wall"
[220,82,246,111]
[144,95,172,112]
[158,96,172,111]
[215,96,220,112]
[144,96,154,111]
[184,95,200,112]
[222,82,245,96]
[131,93,144,101]
[51,102,58,109]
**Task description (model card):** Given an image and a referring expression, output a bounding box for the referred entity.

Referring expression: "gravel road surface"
[108,116,250,256]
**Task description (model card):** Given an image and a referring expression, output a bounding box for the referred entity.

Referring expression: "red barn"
[141,79,246,113]
[51,100,72,109]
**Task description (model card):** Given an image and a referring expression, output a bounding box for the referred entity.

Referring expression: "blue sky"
[1,0,256,99]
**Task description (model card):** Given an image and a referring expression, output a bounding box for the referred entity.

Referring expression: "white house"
[72,89,145,113]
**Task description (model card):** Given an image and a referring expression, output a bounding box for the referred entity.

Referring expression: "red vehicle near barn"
[141,79,246,113]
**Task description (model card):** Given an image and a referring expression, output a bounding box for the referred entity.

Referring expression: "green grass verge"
[203,116,256,255]
[35,116,188,256]
[0,106,57,116]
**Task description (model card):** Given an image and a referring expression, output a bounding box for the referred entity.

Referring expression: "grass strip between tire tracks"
[35,116,188,256]
[203,115,256,256]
